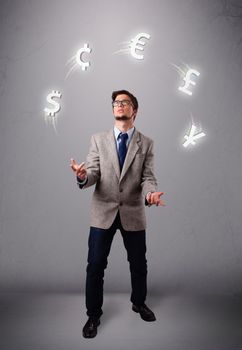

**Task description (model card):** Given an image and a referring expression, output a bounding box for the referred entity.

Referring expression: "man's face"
[112,94,136,121]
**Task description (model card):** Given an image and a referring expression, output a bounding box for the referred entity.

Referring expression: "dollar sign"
[44,90,62,117]
[178,69,200,96]
[76,43,92,71]
[130,33,151,60]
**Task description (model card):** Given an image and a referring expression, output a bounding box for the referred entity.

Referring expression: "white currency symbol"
[183,124,206,148]
[44,90,62,117]
[178,69,200,96]
[130,33,151,60]
[76,43,92,71]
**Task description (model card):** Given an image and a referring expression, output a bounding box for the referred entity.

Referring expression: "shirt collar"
[114,125,135,141]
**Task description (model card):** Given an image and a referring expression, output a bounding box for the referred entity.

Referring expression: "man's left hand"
[147,192,166,206]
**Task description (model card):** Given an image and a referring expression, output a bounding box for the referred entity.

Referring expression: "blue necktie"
[118,133,128,170]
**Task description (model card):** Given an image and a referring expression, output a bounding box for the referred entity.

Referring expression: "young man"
[70,89,165,338]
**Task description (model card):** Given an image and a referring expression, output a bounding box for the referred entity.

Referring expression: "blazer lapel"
[120,128,141,183]
[106,128,121,179]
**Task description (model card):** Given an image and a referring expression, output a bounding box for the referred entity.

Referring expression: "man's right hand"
[70,158,87,180]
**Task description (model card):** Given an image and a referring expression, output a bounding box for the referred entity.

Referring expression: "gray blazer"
[77,127,158,231]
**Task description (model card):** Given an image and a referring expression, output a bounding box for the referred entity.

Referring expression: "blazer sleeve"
[141,140,158,201]
[77,134,100,190]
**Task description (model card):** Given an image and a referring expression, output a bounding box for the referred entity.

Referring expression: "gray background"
[0,0,242,295]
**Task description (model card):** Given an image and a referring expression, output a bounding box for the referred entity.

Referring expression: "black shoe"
[82,317,101,338]
[132,303,156,322]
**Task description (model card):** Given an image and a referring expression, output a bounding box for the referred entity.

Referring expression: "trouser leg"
[85,221,117,318]
[120,228,147,306]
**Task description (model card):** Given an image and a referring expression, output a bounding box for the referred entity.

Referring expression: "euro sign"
[130,33,151,60]
[44,90,62,117]
[178,69,200,96]
[76,43,92,71]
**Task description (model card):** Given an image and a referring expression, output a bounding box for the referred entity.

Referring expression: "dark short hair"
[112,90,138,111]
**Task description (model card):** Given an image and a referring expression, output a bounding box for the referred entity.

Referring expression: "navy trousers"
[85,211,147,318]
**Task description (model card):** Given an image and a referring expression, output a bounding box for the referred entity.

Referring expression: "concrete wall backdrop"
[0,0,242,294]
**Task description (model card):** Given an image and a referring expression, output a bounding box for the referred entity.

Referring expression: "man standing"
[70,90,165,338]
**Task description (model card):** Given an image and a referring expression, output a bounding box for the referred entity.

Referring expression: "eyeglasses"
[112,100,133,107]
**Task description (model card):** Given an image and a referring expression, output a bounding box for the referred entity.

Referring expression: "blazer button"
[119,189,123,192]
[120,202,123,206]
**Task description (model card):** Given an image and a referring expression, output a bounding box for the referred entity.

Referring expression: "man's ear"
[133,110,137,120]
